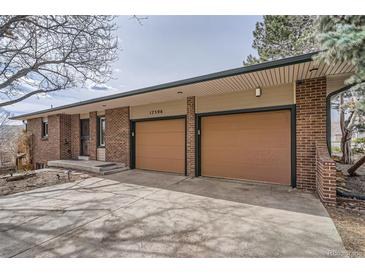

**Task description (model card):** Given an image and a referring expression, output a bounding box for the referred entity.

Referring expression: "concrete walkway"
[0,170,346,257]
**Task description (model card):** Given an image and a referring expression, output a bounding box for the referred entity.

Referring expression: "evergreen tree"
[315,16,365,84]
[316,16,365,164]
[243,16,318,65]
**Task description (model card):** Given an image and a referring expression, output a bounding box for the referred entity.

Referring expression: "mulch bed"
[327,206,365,257]
[336,163,365,211]
[328,162,365,257]
[0,168,90,196]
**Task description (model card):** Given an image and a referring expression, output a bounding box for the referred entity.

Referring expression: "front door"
[80,119,90,156]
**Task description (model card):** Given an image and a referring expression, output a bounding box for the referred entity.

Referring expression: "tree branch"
[0,88,60,108]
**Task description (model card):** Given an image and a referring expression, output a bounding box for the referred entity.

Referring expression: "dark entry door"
[80,119,90,156]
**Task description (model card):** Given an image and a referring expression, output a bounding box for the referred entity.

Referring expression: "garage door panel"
[203,147,290,165]
[136,157,184,174]
[137,133,184,146]
[136,119,185,174]
[136,145,185,160]
[203,130,288,147]
[201,110,291,185]
[203,162,290,183]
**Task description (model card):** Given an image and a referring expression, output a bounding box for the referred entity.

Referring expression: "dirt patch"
[327,207,365,257]
[0,168,90,196]
[337,163,365,195]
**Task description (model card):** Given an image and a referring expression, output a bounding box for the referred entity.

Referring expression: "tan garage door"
[136,118,185,174]
[201,110,291,185]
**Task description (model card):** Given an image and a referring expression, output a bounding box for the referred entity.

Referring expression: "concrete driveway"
[0,170,346,257]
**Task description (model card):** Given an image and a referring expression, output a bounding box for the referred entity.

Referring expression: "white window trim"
[99,117,105,147]
[41,118,48,138]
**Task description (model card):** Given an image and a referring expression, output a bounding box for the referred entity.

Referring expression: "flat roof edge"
[11,52,318,120]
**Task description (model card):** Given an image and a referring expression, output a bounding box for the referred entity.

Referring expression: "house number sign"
[149,109,163,115]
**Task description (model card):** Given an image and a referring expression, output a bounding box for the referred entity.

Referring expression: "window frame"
[41,118,48,139]
[97,116,105,147]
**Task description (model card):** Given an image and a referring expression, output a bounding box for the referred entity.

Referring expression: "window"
[36,163,46,169]
[98,117,105,147]
[41,118,48,138]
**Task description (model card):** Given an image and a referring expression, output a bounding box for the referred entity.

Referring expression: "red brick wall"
[70,114,80,159]
[316,143,337,206]
[89,112,97,160]
[27,114,71,167]
[105,107,130,166]
[59,114,72,160]
[296,77,327,191]
[187,96,196,176]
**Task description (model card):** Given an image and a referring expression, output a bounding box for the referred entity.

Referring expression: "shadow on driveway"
[104,170,327,217]
[0,169,346,258]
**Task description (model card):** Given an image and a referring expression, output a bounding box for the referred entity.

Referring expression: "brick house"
[12,52,354,206]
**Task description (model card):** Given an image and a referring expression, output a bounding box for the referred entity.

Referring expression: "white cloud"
[89,84,115,91]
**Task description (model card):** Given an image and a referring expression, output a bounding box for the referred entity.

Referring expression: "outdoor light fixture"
[255,87,262,97]
[177,91,183,94]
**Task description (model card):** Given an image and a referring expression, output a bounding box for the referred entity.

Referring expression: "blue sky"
[4,15,261,117]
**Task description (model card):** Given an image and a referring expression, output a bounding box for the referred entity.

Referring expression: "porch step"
[47,160,127,175]
[101,166,129,175]
[95,162,125,171]
[78,156,90,160]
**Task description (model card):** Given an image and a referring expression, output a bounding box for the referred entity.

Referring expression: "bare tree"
[0,16,118,107]
[0,108,9,126]
[332,83,365,164]
[129,15,148,26]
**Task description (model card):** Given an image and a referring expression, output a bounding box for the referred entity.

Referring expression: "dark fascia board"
[11,51,318,120]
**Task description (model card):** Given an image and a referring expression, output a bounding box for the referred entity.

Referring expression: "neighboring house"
[12,52,355,205]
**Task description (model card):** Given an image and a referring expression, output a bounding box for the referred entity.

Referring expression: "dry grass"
[328,207,365,257]
[0,168,90,196]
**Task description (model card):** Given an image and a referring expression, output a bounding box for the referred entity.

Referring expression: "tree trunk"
[339,94,355,164]
[348,155,365,176]
[341,131,353,164]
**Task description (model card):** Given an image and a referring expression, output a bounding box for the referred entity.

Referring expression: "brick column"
[70,114,80,159]
[59,114,72,160]
[105,107,130,166]
[186,96,196,177]
[89,111,97,160]
[296,77,327,191]
[316,143,337,206]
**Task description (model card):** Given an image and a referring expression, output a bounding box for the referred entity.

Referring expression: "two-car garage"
[131,108,293,186]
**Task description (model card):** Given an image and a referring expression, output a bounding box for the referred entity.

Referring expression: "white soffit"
[14,59,355,120]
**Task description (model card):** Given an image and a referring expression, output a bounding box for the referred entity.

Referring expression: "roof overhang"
[11,51,354,120]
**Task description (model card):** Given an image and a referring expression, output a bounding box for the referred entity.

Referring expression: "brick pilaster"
[89,111,97,160]
[186,96,196,177]
[296,77,327,191]
[71,114,80,159]
[59,114,72,160]
[105,107,130,166]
